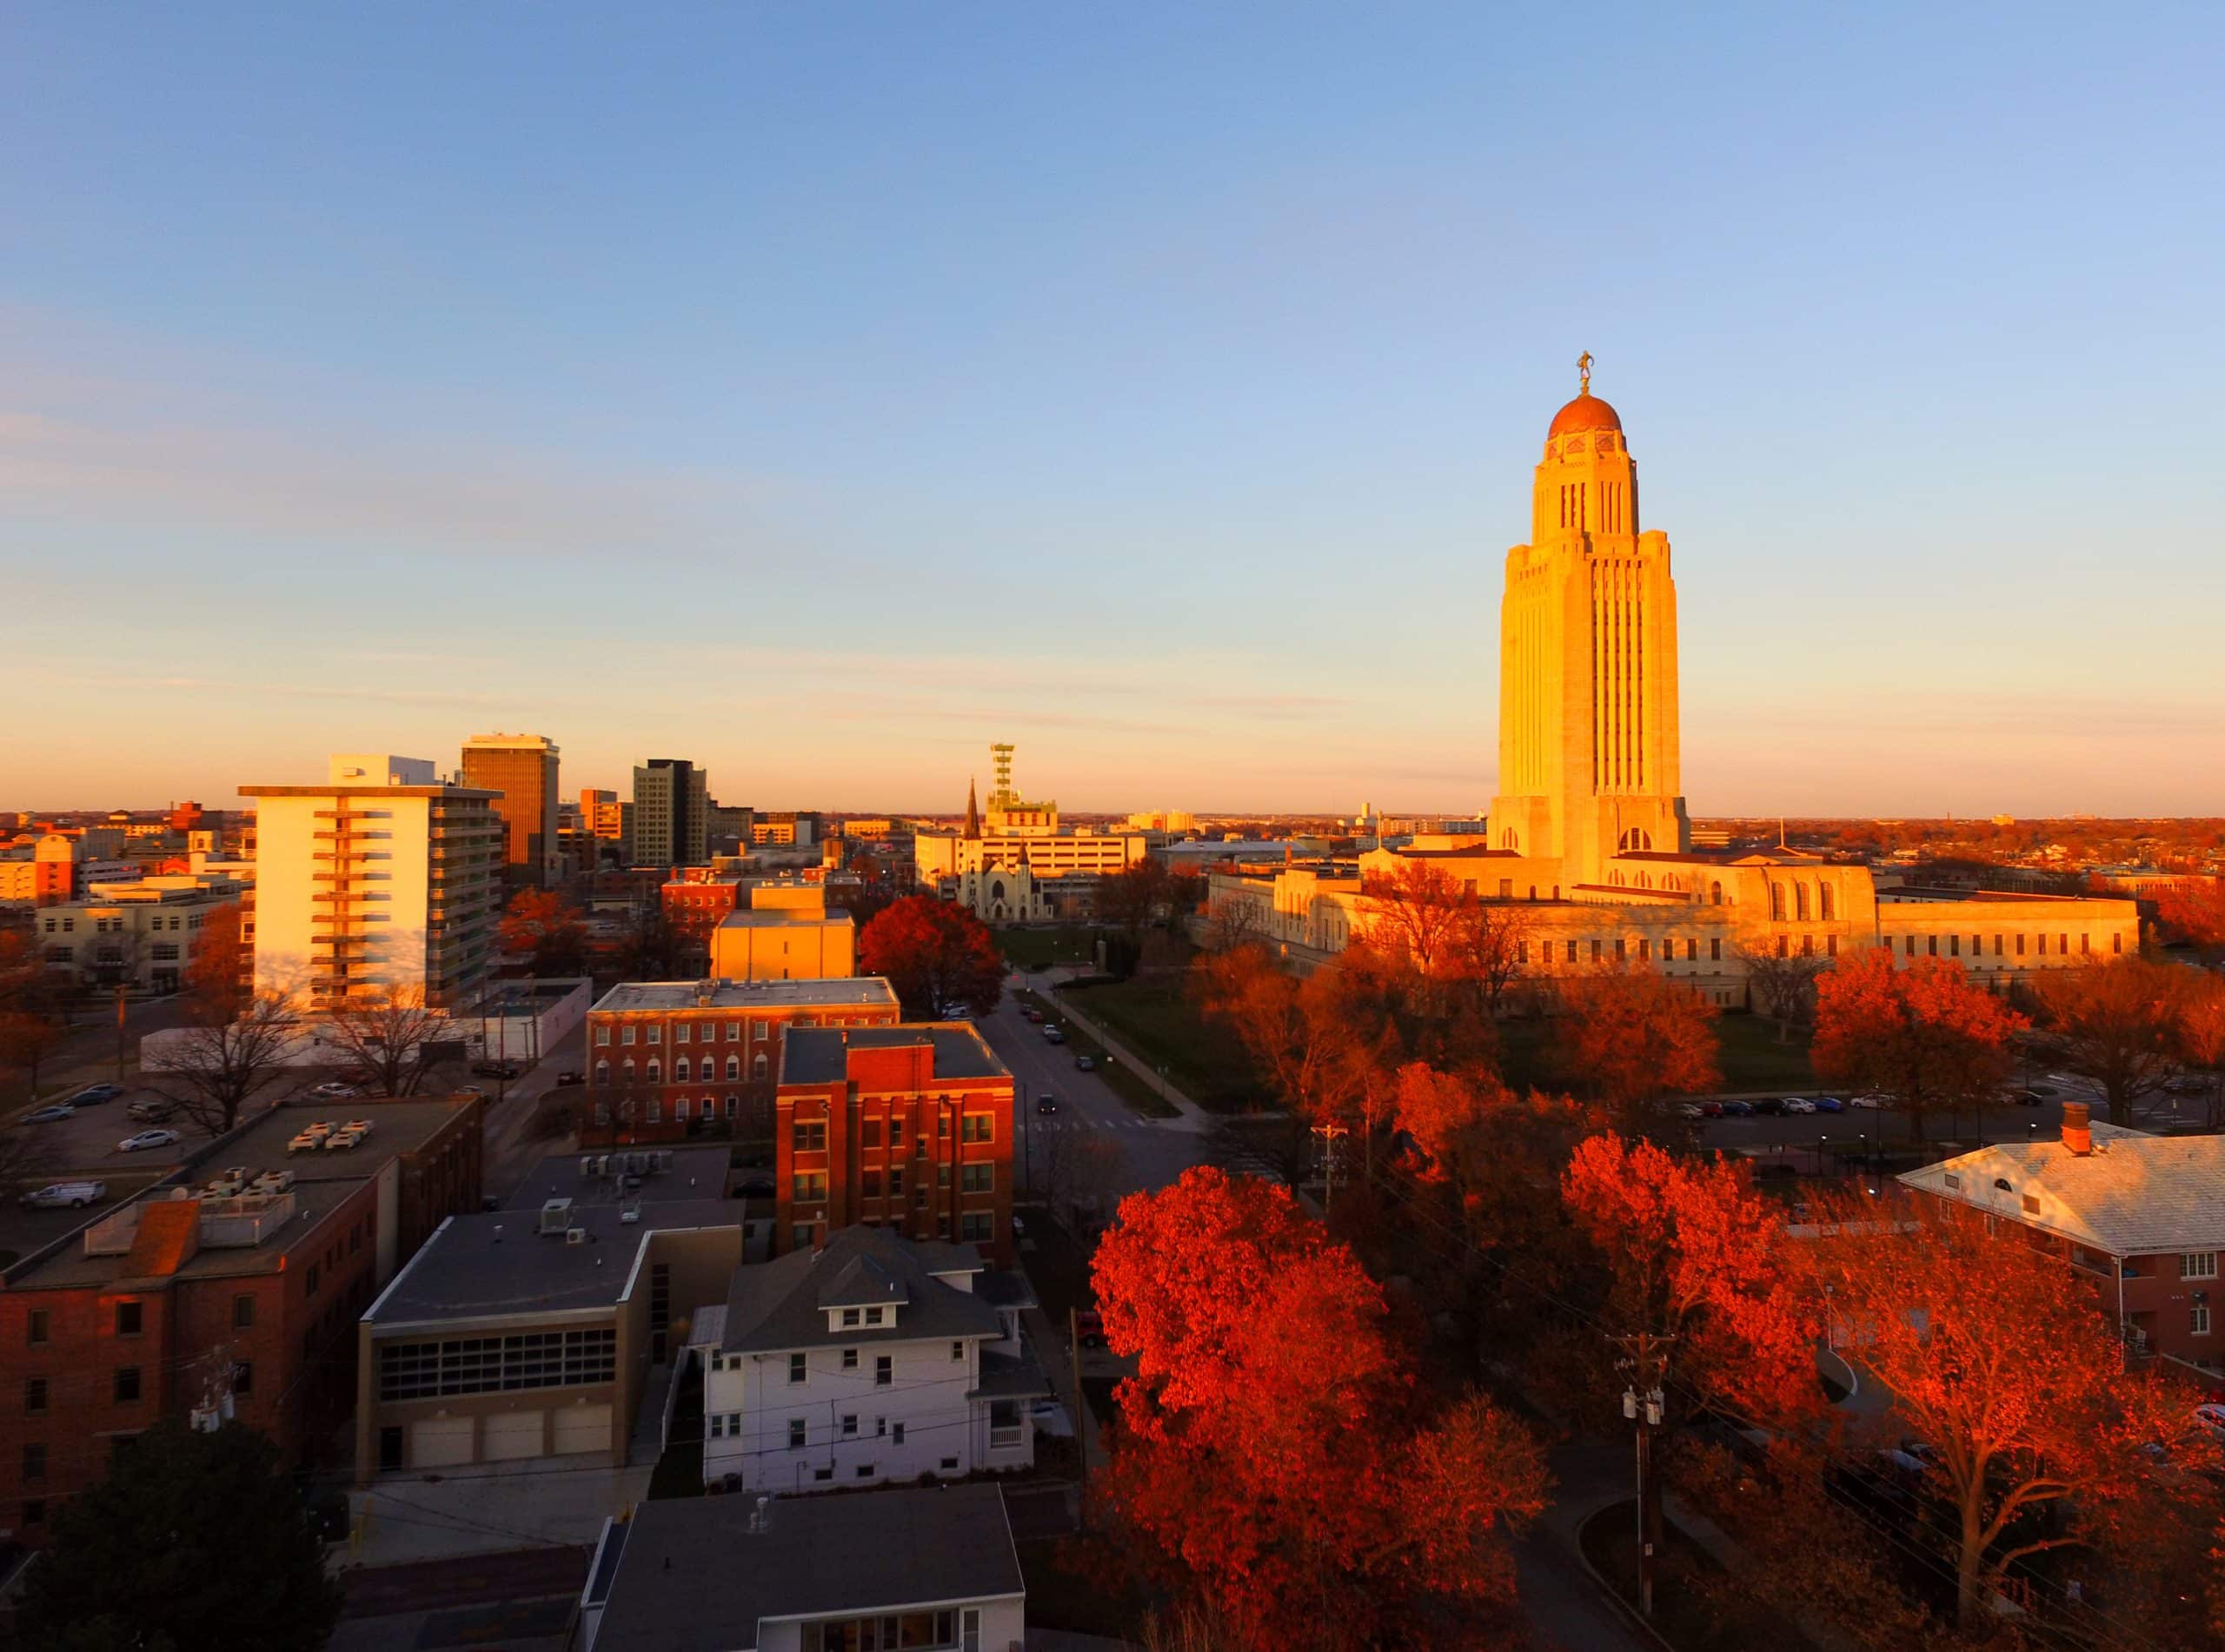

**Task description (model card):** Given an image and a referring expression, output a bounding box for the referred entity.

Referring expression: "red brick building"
[583,978,901,1148]
[1900,1102,2225,1380]
[775,1025,1016,1265]
[0,1096,481,1543]
[661,872,745,976]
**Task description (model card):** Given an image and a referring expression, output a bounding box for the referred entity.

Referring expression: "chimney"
[2061,1100,2092,1157]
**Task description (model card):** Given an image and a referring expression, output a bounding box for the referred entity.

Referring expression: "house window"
[754,1020,769,1041]
[790,1223,814,1250]
[594,1025,610,1046]
[24,1377,47,1415]
[989,1399,1023,1447]
[794,1121,827,1152]
[114,1366,142,1403]
[1710,938,1721,961]
[888,1169,903,1197]
[888,1118,904,1148]
[1826,935,1837,957]
[788,1417,807,1449]
[875,1356,893,1386]
[788,1353,807,1383]
[961,1164,993,1194]
[960,1114,993,1144]
[1637,939,1650,961]
[952,1341,965,1362]
[621,1025,636,1045]
[1775,935,1788,959]
[2195,1305,2213,1337]
[116,1301,143,1337]
[674,1057,690,1083]
[646,1059,661,1084]
[595,1060,610,1085]
[961,1211,993,1244]
[233,1361,252,1395]
[674,1023,691,1044]
[793,1173,827,1204]
[892,1422,906,1445]
[726,1056,740,1080]
[22,1443,45,1483]
[856,1464,874,1479]
[1590,939,1602,962]
[842,1347,859,1369]
[754,1054,768,1080]
[646,1025,662,1045]
[841,1414,858,1436]
[2182,1253,2218,1280]
[727,1022,741,1041]
[864,1306,885,1325]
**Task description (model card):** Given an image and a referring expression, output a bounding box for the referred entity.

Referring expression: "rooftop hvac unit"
[579,1156,596,1178]
[565,1227,588,1245]
[652,1151,672,1175]
[539,1198,575,1236]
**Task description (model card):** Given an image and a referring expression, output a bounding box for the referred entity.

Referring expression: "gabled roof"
[722,1227,1000,1355]
[1898,1125,2225,1256]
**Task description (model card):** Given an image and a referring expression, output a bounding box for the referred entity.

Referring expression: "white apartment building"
[700,1226,1045,1493]
[241,754,503,1010]
[30,874,244,992]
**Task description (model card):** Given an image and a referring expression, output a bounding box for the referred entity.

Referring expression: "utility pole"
[1613,1330,1674,1617]
[1068,1305,1089,1523]
[1311,1120,1350,1212]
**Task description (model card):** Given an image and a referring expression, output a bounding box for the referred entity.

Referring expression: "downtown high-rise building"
[632,759,707,867]
[461,732,561,889]
[242,753,503,1010]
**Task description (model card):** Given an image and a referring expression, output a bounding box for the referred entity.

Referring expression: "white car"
[21,1181,106,1210]
[117,1129,183,1153]
[1851,1093,1893,1110]
[1782,1097,1817,1115]
[309,1082,359,1099]
[1676,1103,1706,1120]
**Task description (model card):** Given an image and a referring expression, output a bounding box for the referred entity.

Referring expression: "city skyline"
[6,5,2223,816]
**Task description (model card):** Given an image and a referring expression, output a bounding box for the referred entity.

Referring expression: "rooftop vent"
[539,1198,575,1236]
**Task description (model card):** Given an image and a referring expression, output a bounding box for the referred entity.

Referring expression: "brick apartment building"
[661,871,745,976]
[582,978,901,1148]
[1901,1102,2225,1378]
[0,1096,482,1542]
[774,1025,1016,1265]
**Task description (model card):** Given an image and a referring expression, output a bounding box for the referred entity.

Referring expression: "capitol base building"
[1207,370,2138,1001]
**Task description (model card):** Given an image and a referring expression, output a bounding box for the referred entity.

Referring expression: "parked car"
[1851,1092,1893,1110]
[1750,1098,1786,1117]
[471,1061,521,1079]
[117,1129,183,1153]
[2003,1089,2047,1107]
[1810,1096,1845,1113]
[21,1181,106,1211]
[1676,1103,1706,1120]
[1782,1097,1817,1115]
[308,1081,358,1100]
[2165,1075,2208,1096]
[18,1104,76,1125]
[65,1084,123,1107]
[1043,1026,1066,1045]
[126,1099,178,1124]
[1036,1096,1059,1114]
[1074,1055,1095,1071]
[1718,1099,1754,1118]
[1023,1008,1044,1024]
[1074,1310,1106,1349]
[555,1070,584,1087]
[1697,1101,1725,1118]
[455,1085,486,1098]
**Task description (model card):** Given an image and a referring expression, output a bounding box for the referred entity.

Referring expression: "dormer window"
[865,1306,886,1326]
[841,1308,860,1328]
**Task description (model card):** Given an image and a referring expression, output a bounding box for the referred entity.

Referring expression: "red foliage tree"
[2031,955,2197,1126]
[1551,963,1720,1120]
[2155,877,2225,961]
[1090,1167,1549,1649]
[1810,947,2024,1140]
[1810,1186,2188,1632]
[856,895,1003,1019]
[497,887,588,978]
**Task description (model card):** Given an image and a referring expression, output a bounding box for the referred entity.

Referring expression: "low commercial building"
[581,1483,1026,1652]
[701,1226,1045,1493]
[355,1148,745,1482]
[584,979,901,1148]
[1901,1104,2225,1377]
[709,882,856,982]
[775,1025,1015,1263]
[664,872,747,976]
[0,1095,482,1541]
[29,874,243,992]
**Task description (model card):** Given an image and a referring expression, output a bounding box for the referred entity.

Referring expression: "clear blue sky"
[5,3,2221,816]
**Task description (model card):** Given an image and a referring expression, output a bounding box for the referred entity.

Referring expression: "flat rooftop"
[592,978,899,1014]
[594,1484,1022,1652]
[367,1198,746,1325]
[11,1095,475,1290]
[713,909,853,929]
[780,1024,1007,1087]
[501,1145,736,1211]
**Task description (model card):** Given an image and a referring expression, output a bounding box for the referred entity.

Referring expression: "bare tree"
[1457,900,1534,1016]
[1737,939,1830,1043]
[145,993,300,1136]
[1202,890,1266,954]
[0,1123,59,1193]
[321,987,461,1097]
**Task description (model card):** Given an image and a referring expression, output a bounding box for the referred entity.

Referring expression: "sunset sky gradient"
[5,4,2221,816]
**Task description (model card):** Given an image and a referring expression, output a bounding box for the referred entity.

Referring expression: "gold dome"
[1548,394,1623,438]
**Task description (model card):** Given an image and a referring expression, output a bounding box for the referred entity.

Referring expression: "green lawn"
[1060,971,1265,1112]
[1000,926,1106,973]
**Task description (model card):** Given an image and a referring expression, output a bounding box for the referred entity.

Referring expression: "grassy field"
[1060,970,1265,1112]
[999,926,1106,973]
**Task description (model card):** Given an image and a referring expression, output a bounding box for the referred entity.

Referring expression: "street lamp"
[1818,1133,1829,1178]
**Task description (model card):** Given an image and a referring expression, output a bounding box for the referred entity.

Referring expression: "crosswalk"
[1027,1117,1159,1131]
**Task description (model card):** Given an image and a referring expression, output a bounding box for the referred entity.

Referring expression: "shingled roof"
[1899,1124,2225,1256]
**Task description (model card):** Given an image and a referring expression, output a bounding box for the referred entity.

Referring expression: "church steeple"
[963,777,980,839]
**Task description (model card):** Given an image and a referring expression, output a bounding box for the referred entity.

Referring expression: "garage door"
[482,1410,544,1462]
[552,1404,611,1456]
[410,1416,475,1469]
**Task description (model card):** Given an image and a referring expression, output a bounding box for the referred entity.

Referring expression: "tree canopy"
[1810,948,2023,1139]
[856,895,1003,1018]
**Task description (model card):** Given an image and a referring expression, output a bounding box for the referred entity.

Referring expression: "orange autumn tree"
[1551,962,1719,1123]
[1562,1136,1822,1583]
[1810,947,2024,1141]
[1090,1167,1549,1650]
[1810,1187,2186,1633]
[2030,954,2195,1125]
[2156,877,2225,963]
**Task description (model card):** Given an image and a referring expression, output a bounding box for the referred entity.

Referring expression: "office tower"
[632,759,707,867]
[461,732,561,889]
